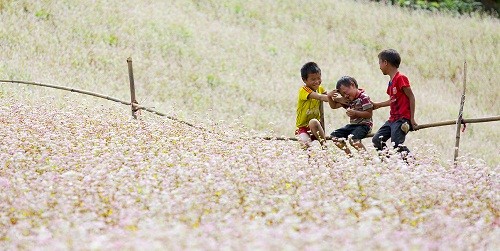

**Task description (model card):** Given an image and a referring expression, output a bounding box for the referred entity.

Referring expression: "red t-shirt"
[387,72,411,122]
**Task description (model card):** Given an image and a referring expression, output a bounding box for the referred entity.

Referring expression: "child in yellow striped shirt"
[295,62,330,148]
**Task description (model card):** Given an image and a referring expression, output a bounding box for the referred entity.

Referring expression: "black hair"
[378,49,401,68]
[300,62,321,80]
[336,76,358,90]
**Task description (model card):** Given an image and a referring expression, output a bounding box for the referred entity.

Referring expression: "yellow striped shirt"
[296,85,325,128]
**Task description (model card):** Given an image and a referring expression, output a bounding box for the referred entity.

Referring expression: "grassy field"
[1,0,499,164]
[0,1,499,248]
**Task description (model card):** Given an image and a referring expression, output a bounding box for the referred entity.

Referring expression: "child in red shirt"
[372,49,418,155]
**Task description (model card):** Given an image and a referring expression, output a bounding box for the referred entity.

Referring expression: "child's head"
[301,62,322,91]
[336,76,359,101]
[378,49,401,75]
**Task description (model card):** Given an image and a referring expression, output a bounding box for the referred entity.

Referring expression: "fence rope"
[2,79,499,142]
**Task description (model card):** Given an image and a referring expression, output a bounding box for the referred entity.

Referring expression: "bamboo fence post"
[320,100,325,133]
[454,61,467,162]
[127,57,138,119]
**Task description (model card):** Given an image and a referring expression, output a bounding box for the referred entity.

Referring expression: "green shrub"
[373,0,498,16]
[35,9,51,20]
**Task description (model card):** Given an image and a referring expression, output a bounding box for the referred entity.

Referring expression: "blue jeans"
[372,119,410,153]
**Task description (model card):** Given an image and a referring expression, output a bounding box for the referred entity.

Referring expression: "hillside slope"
[0,96,498,249]
[0,0,498,163]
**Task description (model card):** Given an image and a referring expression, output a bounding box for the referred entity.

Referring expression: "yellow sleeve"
[299,86,313,101]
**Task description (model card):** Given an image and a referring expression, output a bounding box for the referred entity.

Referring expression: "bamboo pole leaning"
[0,79,131,105]
[0,79,200,129]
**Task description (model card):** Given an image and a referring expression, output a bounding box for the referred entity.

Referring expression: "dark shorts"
[372,118,410,152]
[330,124,371,140]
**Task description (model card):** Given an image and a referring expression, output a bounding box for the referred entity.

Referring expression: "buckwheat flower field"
[0,96,498,250]
[1,0,499,249]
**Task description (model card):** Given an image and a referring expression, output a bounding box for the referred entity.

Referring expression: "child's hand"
[327,90,338,98]
[346,108,357,118]
[335,97,349,105]
[411,119,418,130]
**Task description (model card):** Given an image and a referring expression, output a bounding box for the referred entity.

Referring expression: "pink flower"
[0,177,10,187]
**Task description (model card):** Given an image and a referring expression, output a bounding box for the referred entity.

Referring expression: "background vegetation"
[0,0,498,165]
[373,0,498,15]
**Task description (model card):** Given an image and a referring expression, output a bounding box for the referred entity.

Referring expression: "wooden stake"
[454,61,467,162]
[319,100,325,133]
[127,57,138,119]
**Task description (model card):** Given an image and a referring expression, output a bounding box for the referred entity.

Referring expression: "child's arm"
[346,108,372,119]
[308,92,329,102]
[372,100,390,110]
[402,87,418,129]
[326,90,343,109]
[327,96,343,109]
[334,97,349,106]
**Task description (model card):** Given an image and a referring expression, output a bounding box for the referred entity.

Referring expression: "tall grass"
[0,0,499,164]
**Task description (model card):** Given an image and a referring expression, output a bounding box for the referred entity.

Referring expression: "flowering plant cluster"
[0,97,498,250]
